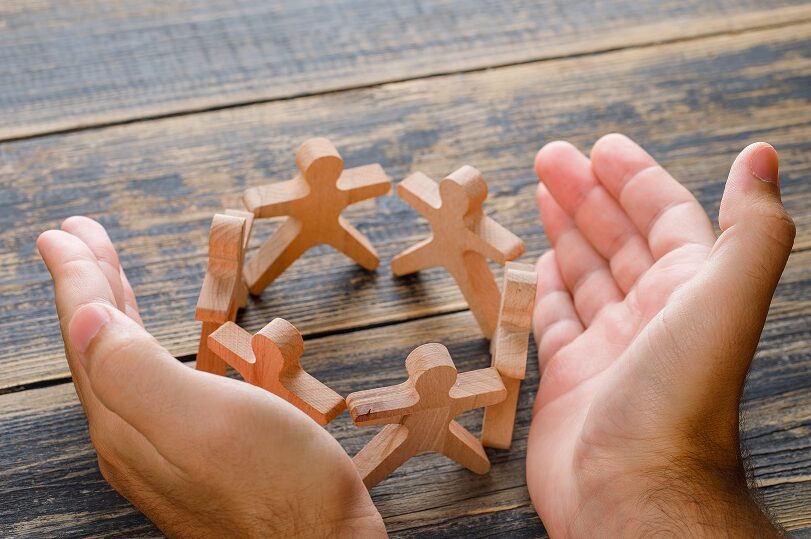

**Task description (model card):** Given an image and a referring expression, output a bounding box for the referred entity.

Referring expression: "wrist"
[572,457,780,538]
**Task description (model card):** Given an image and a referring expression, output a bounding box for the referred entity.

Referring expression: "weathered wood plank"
[2,22,811,389]
[0,1,810,140]
[1,295,809,537]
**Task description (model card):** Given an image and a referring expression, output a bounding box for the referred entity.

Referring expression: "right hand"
[527,135,793,536]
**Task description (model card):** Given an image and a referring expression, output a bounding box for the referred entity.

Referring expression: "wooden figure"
[195,210,254,375]
[346,343,507,489]
[208,318,346,425]
[391,166,525,339]
[481,262,537,449]
[242,138,390,294]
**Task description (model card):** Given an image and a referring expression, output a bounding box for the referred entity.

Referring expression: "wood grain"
[2,21,811,389]
[1,2,810,140]
[1,296,809,537]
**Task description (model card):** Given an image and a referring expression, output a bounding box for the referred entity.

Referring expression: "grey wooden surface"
[1,2,810,536]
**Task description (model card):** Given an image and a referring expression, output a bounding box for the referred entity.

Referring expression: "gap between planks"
[0,305,472,396]
[1,11,811,145]
[5,235,809,396]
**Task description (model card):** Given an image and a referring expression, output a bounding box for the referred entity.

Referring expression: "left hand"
[38,216,385,538]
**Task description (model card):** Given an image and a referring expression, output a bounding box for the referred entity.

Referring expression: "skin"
[37,218,386,538]
[528,134,793,536]
[37,134,793,537]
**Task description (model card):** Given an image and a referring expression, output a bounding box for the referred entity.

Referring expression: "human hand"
[38,217,385,538]
[527,135,794,537]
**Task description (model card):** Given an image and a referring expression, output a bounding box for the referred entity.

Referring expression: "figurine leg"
[440,420,490,474]
[391,237,436,276]
[452,252,500,339]
[327,216,380,270]
[244,219,311,295]
[353,424,413,489]
[196,321,226,375]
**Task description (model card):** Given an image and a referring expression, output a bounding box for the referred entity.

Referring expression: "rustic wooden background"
[1,1,810,537]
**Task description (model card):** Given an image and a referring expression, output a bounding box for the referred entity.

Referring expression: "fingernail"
[750,145,779,184]
[69,303,111,367]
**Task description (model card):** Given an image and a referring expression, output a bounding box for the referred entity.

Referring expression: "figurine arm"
[224,209,255,247]
[346,382,419,426]
[491,329,530,380]
[491,262,536,379]
[396,172,441,218]
[195,214,247,322]
[243,178,309,218]
[450,367,507,414]
[207,322,256,380]
[195,270,238,323]
[339,164,391,203]
[280,370,347,426]
[468,217,525,264]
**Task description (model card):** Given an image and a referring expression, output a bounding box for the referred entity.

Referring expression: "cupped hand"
[528,134,794,537]
[38,217,385,538]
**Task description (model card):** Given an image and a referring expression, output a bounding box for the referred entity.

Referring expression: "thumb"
[69,302,221,460]
[714,142,795,301]
[684,143,795,395]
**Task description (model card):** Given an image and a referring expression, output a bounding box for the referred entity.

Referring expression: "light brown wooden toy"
[391,166,525,339]
[481,262,537,449]
[242,138,390,294]
[207,318,346,425]
[195,210,254,375]
[346,343,507,489]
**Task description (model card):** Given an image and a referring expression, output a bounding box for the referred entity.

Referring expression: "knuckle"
[752,201,796,248]
[60,257,102,282]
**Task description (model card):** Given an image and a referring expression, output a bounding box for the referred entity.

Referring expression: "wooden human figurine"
[208,318,346,425]
[242,138,390,294]
[346,343,507,489]
[195,210,254,375]
[391,166,525,339]
[481,262,537,449]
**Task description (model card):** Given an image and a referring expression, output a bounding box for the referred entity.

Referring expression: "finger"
[37,230,168,469]
[535,141,654,292]
[37,229,119,407]
[623,143,795,427]
[119,265,144,327]
[533,251,584,372]
[60,216,127,312]
[37,229,118,323]
[590,133,716,259]
[537,183,623,325]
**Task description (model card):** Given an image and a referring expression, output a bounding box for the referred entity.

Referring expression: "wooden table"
[1,1,810,536]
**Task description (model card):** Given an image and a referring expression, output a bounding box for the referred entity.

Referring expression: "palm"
[526,135,719,535]
[169,374,379,536]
